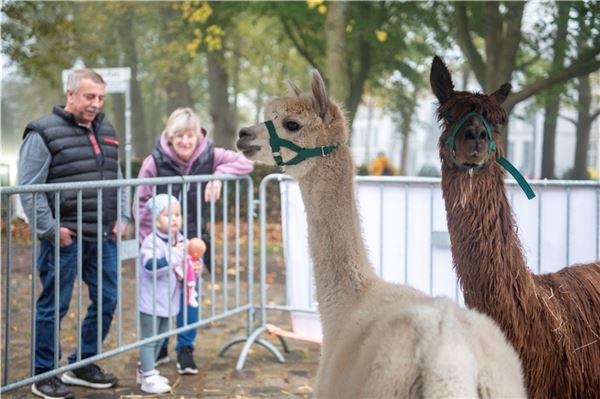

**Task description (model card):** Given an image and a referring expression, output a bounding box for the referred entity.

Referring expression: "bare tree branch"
[592,108,600,123]
[505,51,600,111]
[279,17,319,69]
[559,114,577,125]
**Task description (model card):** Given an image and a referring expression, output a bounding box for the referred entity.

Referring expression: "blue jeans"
[34,239,118,374]
[160,280,199,353]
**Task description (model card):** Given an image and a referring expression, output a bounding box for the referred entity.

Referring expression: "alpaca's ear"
[491,83,511,104]
[430,55,454,104]
[287,80,302,97]
[311,70,333,125]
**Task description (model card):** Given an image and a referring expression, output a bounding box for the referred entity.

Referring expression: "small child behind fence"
[137,194,202,394]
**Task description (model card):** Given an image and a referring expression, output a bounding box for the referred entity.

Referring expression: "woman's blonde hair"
[164,107,203,141]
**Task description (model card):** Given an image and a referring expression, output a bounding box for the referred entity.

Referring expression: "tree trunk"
[158,6,195,118]
[117,6,148,160]
[109,93,125,154]
[399,115,412,176]
[572,75,593,180]
[540,2,569,179]
[207,50,236,149]
[346,38,371,140]
[165,77,194,115]
[541,99,559,179]
[325,1,348,104]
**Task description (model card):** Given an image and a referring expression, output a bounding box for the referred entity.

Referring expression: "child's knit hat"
[145,194,180,222]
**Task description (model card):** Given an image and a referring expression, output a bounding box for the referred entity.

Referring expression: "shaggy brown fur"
[431,55,600,399]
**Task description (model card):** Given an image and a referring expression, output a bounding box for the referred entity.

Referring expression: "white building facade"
[351,95,600,179]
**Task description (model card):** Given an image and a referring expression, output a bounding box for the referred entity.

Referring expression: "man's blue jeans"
[160,280,199,353]
[34,239,118,374]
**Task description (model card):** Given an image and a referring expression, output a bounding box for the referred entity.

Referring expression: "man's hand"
[112,222,128,238]
[58,227,75,247]
[204,180,222,202]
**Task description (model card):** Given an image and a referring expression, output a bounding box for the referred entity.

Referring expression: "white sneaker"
[139,370,171,394]
[136,367,169,385]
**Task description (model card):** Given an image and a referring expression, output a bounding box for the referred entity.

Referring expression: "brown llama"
[430,55,600,399]
[237,70,526,398]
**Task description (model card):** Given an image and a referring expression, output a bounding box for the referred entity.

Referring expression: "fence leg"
[222,325,284,371]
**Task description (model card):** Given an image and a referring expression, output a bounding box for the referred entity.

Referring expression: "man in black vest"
[18,68,130,399]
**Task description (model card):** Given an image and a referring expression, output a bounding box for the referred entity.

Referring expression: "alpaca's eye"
[284,120,301,132]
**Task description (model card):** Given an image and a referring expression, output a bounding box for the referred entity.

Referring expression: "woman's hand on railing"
[204,180,222,202]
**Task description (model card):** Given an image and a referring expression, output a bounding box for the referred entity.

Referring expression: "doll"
[185,237,206,307]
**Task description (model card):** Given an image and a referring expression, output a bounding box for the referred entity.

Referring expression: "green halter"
[445,111,496,168]
[265,120,338,166]
[446,112,536,200]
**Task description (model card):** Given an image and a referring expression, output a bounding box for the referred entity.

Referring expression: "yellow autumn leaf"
[318,5,327,14]
[375,30,388,42]
[307,0,324,9]
[186,38,201,56]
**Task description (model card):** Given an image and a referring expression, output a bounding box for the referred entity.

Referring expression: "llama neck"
[441,162,534,319]
[297,146,376,327]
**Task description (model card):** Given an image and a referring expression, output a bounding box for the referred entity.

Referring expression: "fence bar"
[223,180,229,312]
[96,189,103,354]
[76,190,83,361]
[30,193,38,377]
[3,195,13,384]
[53,193,60,369]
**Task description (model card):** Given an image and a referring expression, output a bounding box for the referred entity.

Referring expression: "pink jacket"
[136,130,254,241]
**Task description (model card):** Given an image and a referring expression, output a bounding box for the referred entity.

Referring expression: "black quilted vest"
[151,140,214,239]
[24,106,120,240]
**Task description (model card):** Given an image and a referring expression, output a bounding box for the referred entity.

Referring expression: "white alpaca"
[237,71,526,398]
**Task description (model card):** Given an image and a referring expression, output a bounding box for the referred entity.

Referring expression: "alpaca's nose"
[238,128,255,140]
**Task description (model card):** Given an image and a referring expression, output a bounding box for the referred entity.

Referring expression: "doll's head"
[146,194,182,236]
[188,237,206,260]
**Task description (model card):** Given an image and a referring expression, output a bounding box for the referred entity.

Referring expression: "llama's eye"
[284,120,301,132]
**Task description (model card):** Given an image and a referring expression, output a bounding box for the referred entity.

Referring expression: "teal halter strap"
[445,111,496,164]
[265,120,338,166]
[446,112,536,200]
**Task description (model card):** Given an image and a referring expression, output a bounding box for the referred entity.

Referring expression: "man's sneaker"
[176,347,198,374]
[60,363,118,389]
[31,376,74,399]
[136,367,169,385]
[139,370,171,394]
[155,345,170,366]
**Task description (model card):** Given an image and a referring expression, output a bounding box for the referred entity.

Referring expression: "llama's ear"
[491,82,511,104]
[311,70,333,125]
[430,55,454,104]
[287,80,302,97]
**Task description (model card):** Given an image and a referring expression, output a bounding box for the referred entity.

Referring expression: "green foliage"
[356,164,369,176]
[2,0,599,175]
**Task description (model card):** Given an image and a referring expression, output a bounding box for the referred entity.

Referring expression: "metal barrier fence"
[2,173,599,386]
[242,174,600,366]
[0,175,254,393]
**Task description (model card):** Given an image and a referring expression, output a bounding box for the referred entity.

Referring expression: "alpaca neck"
[441,163,534,321]
[297,146,376,330]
